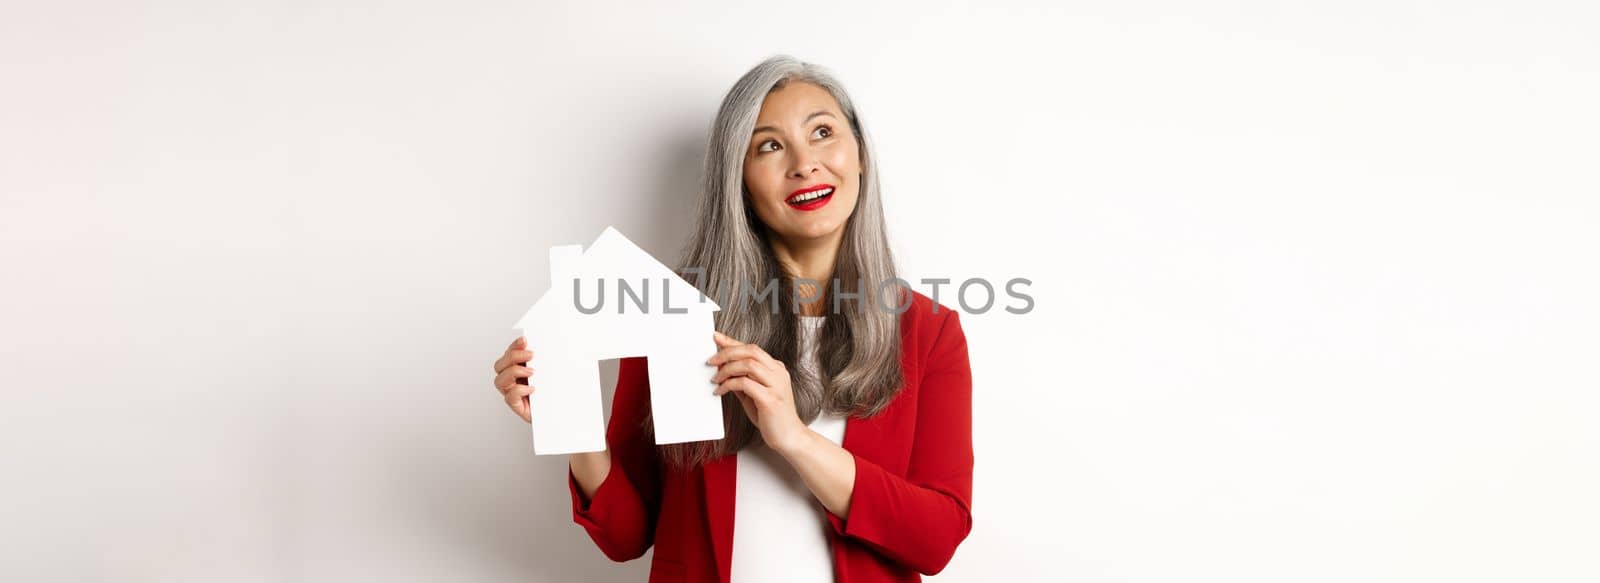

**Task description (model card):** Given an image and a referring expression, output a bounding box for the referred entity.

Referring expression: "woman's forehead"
[756,82,843,125]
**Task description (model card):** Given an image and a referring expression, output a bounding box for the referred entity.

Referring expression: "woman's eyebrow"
[752,110,838,135]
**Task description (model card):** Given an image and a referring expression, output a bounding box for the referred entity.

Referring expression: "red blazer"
[566,290,974,582]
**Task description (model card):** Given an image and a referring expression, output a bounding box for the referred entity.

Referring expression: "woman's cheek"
[828,144,861,178]
[743,166,770,207]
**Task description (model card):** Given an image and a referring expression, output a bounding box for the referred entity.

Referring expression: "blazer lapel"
[840,409,872,454]
[703,453,735,583]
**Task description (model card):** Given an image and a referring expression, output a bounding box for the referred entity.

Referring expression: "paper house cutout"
[513,226,725,455]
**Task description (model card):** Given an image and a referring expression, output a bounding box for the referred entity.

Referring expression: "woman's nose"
[788,151,820,178]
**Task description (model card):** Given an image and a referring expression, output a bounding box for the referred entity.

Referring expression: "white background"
[3,1,1598,581]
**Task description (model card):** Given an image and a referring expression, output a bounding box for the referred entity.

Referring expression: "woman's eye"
[812,125,833,139]
[757,139,780,153]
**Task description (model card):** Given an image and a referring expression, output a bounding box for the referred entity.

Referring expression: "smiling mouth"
[785,186,835,210]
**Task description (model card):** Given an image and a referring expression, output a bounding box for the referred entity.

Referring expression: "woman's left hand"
[709,331,809,452]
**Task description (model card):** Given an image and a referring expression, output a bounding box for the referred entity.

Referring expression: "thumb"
[713,331,742,347]
[734,392,757,419]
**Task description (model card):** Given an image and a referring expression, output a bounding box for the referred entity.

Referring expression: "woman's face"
[742,81,861,245]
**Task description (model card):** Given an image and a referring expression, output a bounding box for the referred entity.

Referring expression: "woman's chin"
[774,218,847,245]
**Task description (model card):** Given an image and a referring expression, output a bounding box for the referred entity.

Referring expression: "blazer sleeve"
[566,356,663,562]
[825,308,975,575]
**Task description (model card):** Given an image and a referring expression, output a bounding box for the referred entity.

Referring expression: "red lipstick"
[785,184,835,211]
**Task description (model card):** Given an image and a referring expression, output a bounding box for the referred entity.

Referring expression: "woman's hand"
[492,336,536,423]
[709,331,810,452]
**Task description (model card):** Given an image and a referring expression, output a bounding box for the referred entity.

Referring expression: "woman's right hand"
[495,336,611,496]
[492,336,536,423]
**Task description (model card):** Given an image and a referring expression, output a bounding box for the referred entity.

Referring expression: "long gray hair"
[649,55,905,469]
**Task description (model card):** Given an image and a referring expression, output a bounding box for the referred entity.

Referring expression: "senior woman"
[491,55,974,583]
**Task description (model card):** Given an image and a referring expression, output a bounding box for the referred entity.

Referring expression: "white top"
[731,315,845,583]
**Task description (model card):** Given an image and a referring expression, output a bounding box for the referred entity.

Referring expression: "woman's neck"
[769,231,842,317]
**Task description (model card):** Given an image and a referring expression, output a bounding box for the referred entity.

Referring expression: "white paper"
[513,226,725,455]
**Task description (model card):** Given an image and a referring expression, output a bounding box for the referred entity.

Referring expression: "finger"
[506,380,535,399]
[712,375,744,397]
[733,391,757,420]
[500,336,529,372]
[494,365,533,393]
[707,344,774,366]
[506,390,531,423]
[714,377,772,407]
[493,349,516,373]
[710,333,778,367]
[711,359,774,386]
[494,349,535,374]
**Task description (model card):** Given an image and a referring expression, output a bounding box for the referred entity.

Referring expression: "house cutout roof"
[515,226,720,332]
